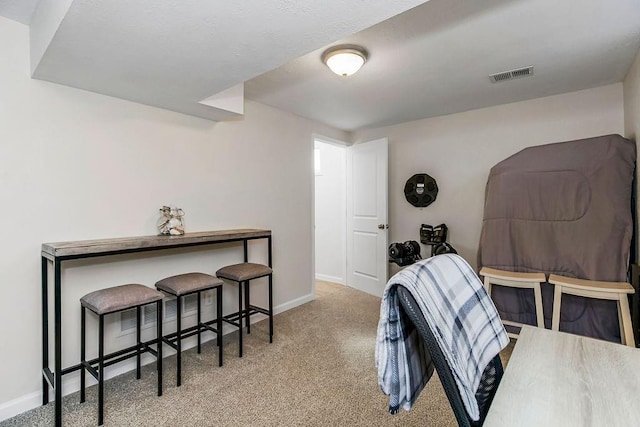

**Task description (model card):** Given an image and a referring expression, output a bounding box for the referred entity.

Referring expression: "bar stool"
[80,284,164,426]
[479,267,546,338]
[549,274,635,347]
[216,262,273,357]
[155,272,224,386]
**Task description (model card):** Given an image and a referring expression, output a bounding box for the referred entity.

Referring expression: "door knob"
[378,224,388,230]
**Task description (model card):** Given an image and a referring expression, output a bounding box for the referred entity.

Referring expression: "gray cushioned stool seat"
[155,272,223,296]
[80,284,164,425]
[81,284,164,315]
[154,272,225,385]
[216,261,273,358]
[216,262,273,282]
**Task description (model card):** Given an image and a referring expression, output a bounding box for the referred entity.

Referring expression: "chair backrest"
[397,285,504,427]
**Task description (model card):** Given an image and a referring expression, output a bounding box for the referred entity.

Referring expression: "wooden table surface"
[42,228,271,258]
[484,325,640,426]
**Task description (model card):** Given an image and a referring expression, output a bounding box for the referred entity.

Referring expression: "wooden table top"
[42,228,271,258]
[484,325,640,426]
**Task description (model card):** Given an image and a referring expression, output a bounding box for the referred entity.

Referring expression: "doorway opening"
[314,137,347,286]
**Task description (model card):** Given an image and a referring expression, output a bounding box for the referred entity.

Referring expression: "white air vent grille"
[144,304,157,325]
[184,294,198,314]
[119,297,198,336]
[120,309,136,332]
[165,298,177,319]
[489,66,534,83]
[120,305,159,331]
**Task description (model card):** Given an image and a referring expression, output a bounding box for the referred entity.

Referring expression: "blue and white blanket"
[375,254,508,421]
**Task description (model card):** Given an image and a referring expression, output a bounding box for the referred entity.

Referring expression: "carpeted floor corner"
[2,281,514,426]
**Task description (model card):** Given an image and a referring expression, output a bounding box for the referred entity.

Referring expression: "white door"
[346,138,388,297]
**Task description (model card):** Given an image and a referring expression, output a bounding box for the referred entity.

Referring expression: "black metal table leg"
[238,282,243,357]
[80,306,86,403]
[197,291,202,354]
[157,300,163,397]
[217,286,223,366]
[41,256,49,406]
[268,235,273,343]
[177,295,182,387]
[269,274,273,343]
[245,281,251,333]
[54,260,62,427]
[243,240,248,262]
[98,315,104,426]
[136,306,141,379]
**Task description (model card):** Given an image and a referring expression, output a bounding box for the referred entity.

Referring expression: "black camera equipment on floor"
[388,240,422,266]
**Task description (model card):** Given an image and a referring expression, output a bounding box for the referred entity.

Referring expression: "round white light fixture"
[322,45,368,77]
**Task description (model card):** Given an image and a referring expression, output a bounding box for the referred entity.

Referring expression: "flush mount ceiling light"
[322,45,368,77]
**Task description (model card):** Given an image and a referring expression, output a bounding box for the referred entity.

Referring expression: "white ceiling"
[247,0,640,131]
[23,0,428,122]
[0,0,39,24]
[2,0,639,132]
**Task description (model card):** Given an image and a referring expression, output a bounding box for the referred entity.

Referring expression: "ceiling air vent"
[489,66,534,83]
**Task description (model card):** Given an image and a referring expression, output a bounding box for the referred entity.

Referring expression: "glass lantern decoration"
[157,205,185,236]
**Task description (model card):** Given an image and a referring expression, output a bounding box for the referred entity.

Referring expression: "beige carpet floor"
[2,281,514,426]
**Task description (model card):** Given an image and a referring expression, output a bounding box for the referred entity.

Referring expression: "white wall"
[623,48,640,256]
[314,140,346,284]
[353,84,625,272]
[624,49,640,140]
[0,17,348,418]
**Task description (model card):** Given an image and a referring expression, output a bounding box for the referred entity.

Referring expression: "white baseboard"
[0,293,314,422]
[0,391,42,423]
[273,292,314,314]
[314,273,344,285]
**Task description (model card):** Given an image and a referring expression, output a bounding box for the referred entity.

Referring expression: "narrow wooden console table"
[41,229,272,426]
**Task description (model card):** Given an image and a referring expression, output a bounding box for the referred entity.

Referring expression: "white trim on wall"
[315,273,346,285]
[0,392,42,424]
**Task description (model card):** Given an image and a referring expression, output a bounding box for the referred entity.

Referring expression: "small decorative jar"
[157,205,185,236]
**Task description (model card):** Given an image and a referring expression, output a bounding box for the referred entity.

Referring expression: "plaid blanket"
[375,254,508,421]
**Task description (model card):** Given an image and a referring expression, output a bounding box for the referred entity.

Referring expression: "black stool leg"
[245,280,251,334]
[98,314,104,426]
[176,295,182,387]
[217,286,223,366]
[238,281,243,357]
[136,306,141,379]
[157,300,163,397]
[80,306,86,403]
[197,291,202,353]
[268,274,273,344]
